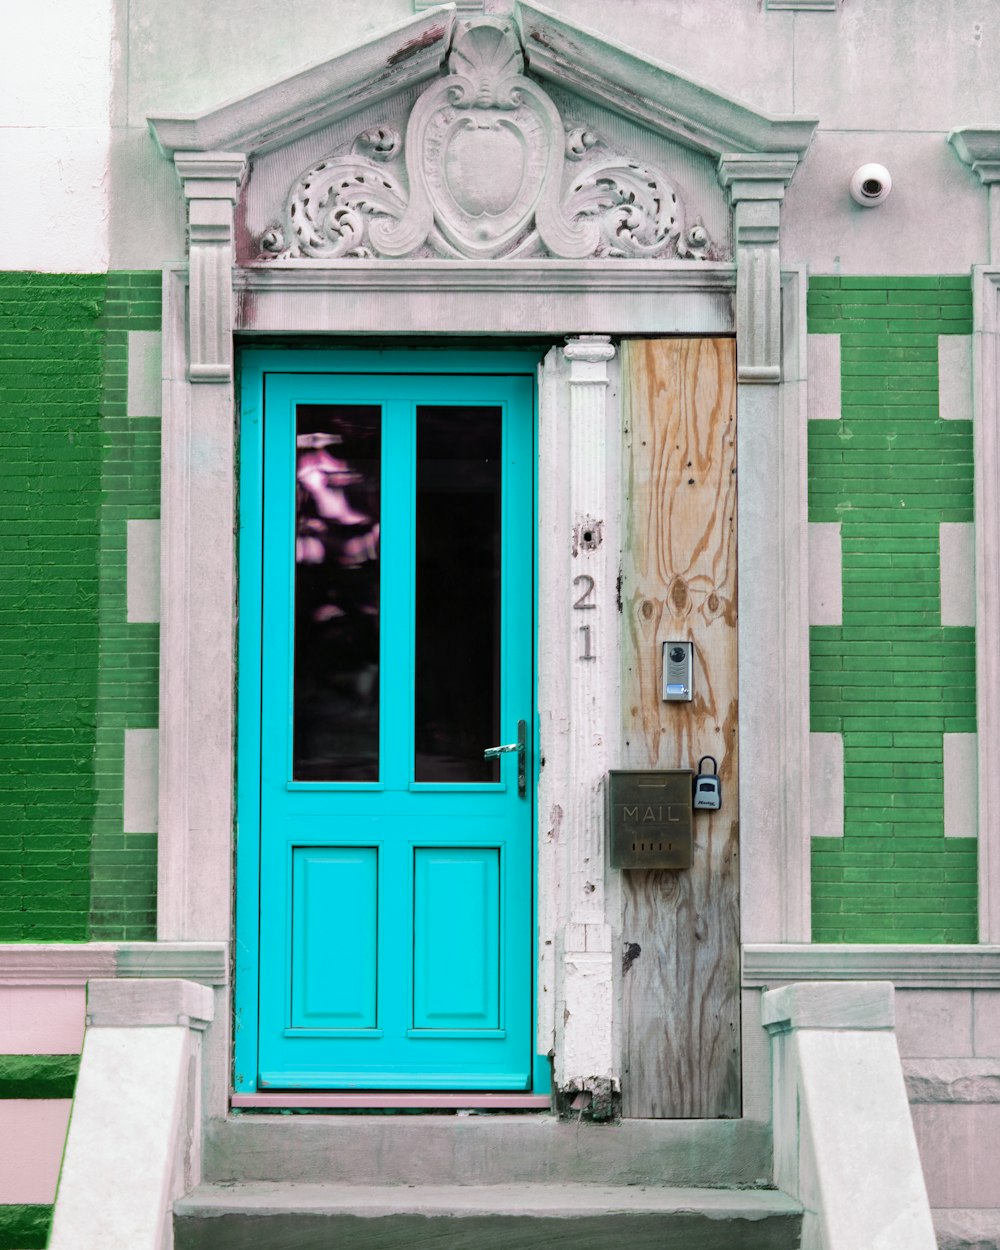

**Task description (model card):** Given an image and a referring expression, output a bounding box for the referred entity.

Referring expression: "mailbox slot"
[607,770,694,870]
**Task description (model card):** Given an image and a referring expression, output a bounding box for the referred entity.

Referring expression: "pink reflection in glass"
[293,404,380,781]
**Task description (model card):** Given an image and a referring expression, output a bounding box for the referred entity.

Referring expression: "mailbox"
[607,770,694,870]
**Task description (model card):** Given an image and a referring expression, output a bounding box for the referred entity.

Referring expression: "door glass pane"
[293,404,381,781]
[415,406,502,783]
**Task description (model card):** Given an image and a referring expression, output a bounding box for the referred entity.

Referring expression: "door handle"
[484,719,527,799]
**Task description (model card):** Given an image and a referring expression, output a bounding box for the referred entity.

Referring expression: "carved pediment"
[256,19,722,263]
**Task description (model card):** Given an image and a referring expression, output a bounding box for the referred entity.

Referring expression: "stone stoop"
[202,1113,773,1187]
[173,1182,802,1250]
[174,1114,796,1248]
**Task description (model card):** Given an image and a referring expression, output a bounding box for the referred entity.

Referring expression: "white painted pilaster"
[157,267,237,940]
[972,268,1000,941]
[174,154,246,383]
[556,333,617,1089]
[738,272,812,943]
[776,268,813,943]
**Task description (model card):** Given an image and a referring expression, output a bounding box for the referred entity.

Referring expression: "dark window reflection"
[293,405,380,781]
[415,407,502,783]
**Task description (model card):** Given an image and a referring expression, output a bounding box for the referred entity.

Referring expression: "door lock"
[484,719,527,798]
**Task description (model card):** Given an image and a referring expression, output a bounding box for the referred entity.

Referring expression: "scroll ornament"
[258,19,721,263]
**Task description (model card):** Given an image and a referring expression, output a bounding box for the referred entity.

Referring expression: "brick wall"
[808,276,977,943]
[0,275,106,942]
[89,274,161,940]
[0,273,161,943]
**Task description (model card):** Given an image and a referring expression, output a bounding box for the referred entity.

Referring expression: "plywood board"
[620,338,740,1119]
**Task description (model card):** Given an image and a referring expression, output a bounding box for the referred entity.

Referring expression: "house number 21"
[573,575,596,662]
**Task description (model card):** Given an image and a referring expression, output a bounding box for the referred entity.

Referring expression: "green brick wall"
[89,274,161,940]
[0,272,161,943]
[808,276,977,943]
[0,275,106,941]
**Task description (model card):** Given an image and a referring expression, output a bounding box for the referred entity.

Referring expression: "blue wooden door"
[238,352,536,1091]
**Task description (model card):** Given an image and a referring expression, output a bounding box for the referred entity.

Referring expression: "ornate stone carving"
[257,18,721,263]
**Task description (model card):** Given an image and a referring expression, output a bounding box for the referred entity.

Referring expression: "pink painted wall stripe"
[0,986,85,1055]
[0,1100,72,1203]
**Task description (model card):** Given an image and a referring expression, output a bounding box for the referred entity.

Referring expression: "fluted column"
[558,333,617,1091]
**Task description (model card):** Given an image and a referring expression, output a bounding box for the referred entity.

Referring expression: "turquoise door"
[237,352,536,1091]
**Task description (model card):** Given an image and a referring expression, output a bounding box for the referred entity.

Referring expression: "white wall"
[105,0,999,271]
[2,2,994,272]
[0,1,113,272]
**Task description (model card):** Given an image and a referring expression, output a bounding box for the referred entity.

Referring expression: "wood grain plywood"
[620,338,740,1119]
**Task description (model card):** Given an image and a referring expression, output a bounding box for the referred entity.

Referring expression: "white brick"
[127,331,162,418]
[810,732,844,839]
[809,521,842,626]
[938,335,973,422]
[123,728,159,834]
[807,333,841,420]
[944,732,978,839]
[126,519,160,624]
[940,521,975,627]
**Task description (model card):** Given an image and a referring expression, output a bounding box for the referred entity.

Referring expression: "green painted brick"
[0,1054,79,1099]
[0,272,161,942]
[0,1204,52,1249]
[808,275,976,943]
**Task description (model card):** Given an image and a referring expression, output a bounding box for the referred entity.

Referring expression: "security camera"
[850,164,892,207]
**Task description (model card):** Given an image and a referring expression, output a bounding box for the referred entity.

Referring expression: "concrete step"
[206,1113,772,1187]
[174,1182,802,1250]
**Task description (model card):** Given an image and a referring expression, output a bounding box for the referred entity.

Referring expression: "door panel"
[243,358,535,1091]
[290,846,379,1029]
[413,847,501,1031]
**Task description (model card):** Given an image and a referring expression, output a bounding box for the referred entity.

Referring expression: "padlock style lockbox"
[693,756,722,811]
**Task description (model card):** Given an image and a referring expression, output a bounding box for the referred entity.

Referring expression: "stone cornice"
[949,127,1000,186]
[0,943,229,986]
[148,7,456,158]
[744,943,1000,989]
[517,1,818,160]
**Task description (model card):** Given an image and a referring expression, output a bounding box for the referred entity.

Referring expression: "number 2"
[573,574,596,610]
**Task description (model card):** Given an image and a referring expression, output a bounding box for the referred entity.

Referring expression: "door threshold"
[232,1091,552,1110]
